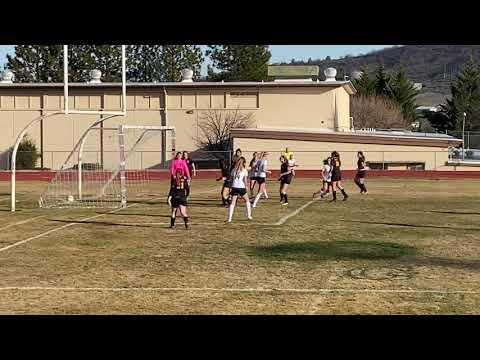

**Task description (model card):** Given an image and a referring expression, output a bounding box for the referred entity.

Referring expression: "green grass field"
[0,178,479,314]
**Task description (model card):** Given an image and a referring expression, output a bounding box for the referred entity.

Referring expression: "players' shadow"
[250,240,418,262]
[103,212,220,221]
[343,220,480,232]
[402,257,480,272]
[186,201,226,208]
[422,210,480,216]
[49,219,153,228]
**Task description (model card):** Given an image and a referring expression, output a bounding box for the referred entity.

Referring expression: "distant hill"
[279,45,480,96]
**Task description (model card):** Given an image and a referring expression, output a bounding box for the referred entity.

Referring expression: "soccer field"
[0,178,479,314]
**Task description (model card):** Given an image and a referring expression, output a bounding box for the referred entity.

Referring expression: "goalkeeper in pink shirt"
[168,152,190,205]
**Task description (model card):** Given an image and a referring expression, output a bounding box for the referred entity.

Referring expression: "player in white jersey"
[252,152,271,208]
[313,158,332,199]
[227,157,252,223]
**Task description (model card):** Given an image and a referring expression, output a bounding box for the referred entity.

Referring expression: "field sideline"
[0,178,479,314]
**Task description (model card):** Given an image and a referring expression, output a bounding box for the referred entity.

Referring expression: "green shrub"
[16,136,39,169]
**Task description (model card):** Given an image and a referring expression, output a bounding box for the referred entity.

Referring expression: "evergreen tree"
[387,68,419,123]
[6,45,63,82]
[444,56,480,131]
[128,45,203,82]
[68,45,123,82]
[7,45,123,82]
[206,45,271,81]
[374,64,391,96]
[352,67,375,97]
[127,45,163,82]
[7,45,203,83]
[159,45,203,82]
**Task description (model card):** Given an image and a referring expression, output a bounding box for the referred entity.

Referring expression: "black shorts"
[256,177,266,184]
[250,176,259,182]
[280,175,293,185]
[171,196,187,208]
[331,172,341,182]
[356,170,366,179]
[223,179,232,188]
[323,180,332,186]
[230,187,247,197]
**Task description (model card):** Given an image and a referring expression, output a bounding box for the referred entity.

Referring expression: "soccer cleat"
[248,216,253,220]
[282,202,289,206]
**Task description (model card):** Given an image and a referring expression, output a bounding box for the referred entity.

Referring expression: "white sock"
[246,200,252,218]
[263,190,268,199]
[253,193,262,207]
[227,203,235,222]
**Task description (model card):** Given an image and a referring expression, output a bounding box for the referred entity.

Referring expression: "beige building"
[0,75,463,171]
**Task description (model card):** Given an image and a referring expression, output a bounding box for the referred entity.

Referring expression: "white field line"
[0,187,219,254]
[274,198,319,226]
[0,286,478,295]
[0,215,47,232]
[0,207,129,253]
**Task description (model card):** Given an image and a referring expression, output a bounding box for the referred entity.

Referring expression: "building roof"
[0,80,356,94]
[230,128,462,148]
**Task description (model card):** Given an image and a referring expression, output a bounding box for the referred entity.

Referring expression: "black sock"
[280,193,284,201]
[361,184,367,192]
[170,216,175,227]
[332,191,337,201]
[341,189,348,198]
[183,217,189,227]
[355,180,362,190]
[284,194,288,203]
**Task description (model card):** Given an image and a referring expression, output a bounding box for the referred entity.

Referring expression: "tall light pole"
[462,111,467,160]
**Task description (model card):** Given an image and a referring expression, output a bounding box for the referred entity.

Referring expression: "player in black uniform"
[330,151,348,202]
[230,148,242,172]
[216,159,232,206]
[354,151,368,194]
[169,168,190,229]
[248,152,259,198]
[182,151,196,197]
[278,155,293,205]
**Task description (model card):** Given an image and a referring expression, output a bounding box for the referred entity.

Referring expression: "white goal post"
[38,124,176,209]
[63,45,127,116]
[10,45,127,212]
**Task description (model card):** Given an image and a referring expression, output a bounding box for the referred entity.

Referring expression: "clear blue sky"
[0,45,394,74]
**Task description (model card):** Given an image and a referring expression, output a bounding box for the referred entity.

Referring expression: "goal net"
[39,125,175,209]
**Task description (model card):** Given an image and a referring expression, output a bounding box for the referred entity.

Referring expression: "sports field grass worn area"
[0,178,479,314]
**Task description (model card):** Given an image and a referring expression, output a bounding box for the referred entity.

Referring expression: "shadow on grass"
[104,212,220,221]
[404,257,480,272]
[250,240,418,262]
[343,220,480,232]
[49,219,153,228]
[423,210,480,216]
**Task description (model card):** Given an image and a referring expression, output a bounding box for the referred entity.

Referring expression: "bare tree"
[351,95,407,129]
[195,108,255,155]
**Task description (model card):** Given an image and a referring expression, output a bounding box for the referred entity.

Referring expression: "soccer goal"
[38,124,176,209]
[10,45,127,212]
